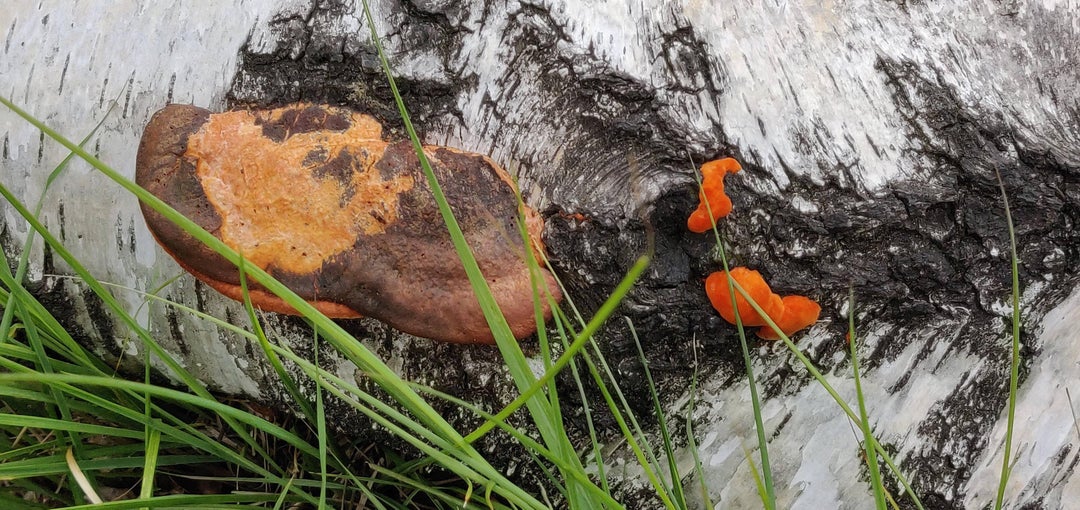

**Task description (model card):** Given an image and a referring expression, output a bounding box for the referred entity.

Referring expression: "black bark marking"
[166,73,176,104]
[4,18,15,54]
[57,200,65,241]
[58,53,69,94]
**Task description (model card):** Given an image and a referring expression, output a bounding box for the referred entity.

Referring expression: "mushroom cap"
[704,267,784,327]
[136,103,561,344]
[756,295,822,340]
[687,157,742,233]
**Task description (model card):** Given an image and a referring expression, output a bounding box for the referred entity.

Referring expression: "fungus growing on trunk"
[136,103,560,344]
[704,267,784,326]
[705,267,820,339]
[687,157,742,233]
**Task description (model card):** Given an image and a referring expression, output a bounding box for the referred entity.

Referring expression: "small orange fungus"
[756,295,822,340]
[705,267,820,339]
[687,157,742,233]
[705,267,784,327]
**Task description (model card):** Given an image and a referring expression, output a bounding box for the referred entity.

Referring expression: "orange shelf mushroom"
[136,103,561,345]
[687,157,742,233]
[705,267,820,339]
[756,295,822,340]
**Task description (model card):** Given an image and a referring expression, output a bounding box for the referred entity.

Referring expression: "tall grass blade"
[629,317,686,505]
[686,337,714,508]
[691,157,775,509]
[993,168,1022,510]
[848,287,886,509]
[357,2,600,504]
[139,425,162,502]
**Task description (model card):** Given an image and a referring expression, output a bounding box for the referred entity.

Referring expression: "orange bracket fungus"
[704,267,820,339]
[687,157,742,233]
[136,103,560,344]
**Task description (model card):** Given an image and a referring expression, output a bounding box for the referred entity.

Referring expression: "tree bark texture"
[3,1,1080,508]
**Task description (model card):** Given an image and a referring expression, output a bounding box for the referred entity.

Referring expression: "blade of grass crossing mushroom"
[993,168,1022,510]
[691,158,775,510]
[848,287,887,510]
[0,102,287,476]
[729,278,926,510]
[513,186,575,481]
[358,4,597,505]
[0,96,553,509]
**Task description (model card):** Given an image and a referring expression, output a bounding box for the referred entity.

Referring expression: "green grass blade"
[356,2,594,504]
[629,317,686,505]
[138,425,161,501]
[0,176,283,473]
[993,168,1022,510]
[686,337,714,508]
[53,493,289,509]
[848,287,886,509]
[462,255,650,446]
[693,159,775,509]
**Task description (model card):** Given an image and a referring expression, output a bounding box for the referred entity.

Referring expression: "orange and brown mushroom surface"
[136,103,560,344]
[687,157,742,233]
[704,267,820,339]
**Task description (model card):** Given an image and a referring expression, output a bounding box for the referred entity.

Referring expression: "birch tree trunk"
[3,1,1080,508]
